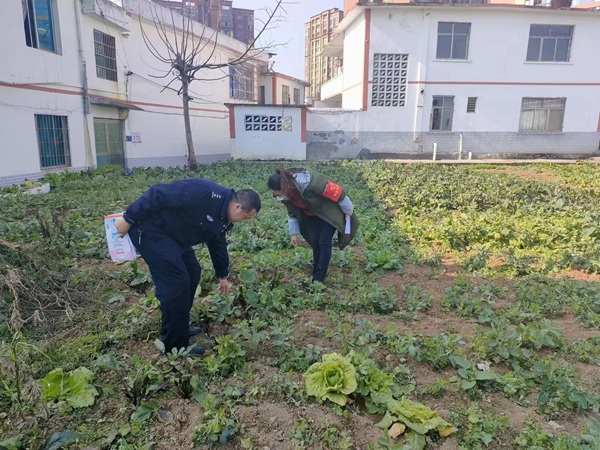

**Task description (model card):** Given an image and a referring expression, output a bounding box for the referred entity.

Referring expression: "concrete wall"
[307,108,600,160]
[230,105,307,160]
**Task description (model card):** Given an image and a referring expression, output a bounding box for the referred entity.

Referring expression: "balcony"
[320,72,344,101]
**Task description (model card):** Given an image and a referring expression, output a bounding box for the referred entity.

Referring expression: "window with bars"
[519,98,566,131]
[467,97,478,113]
[229,64,255,101]
[293,88,301,105]
[371,53,408,107]
[431,96,455,131]
[94,30,118,81]
[436,22,471,60]
[35,115,71,168]
[526,25,573,62]
[22,0,58,53]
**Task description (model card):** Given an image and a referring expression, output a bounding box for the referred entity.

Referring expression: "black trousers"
[304,216,336,282]
[129,226,201,352]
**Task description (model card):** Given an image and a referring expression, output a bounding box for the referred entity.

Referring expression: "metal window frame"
[229,63,256,101]
[526,25,573,62]
[437,22,471,60]
[94,29,118,82]
[519,97,566,131]
[35,114,71,169]
[93,118,125,166]
[23,0,59,53]
[430,96,455,131]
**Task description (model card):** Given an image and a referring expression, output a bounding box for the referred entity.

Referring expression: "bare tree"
[140,0,287,170]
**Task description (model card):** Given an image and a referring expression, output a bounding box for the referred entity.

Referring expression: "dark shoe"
[187,346,205,356]
[189,326,203,337]
[160,346,205,357]
[160,326,203,342]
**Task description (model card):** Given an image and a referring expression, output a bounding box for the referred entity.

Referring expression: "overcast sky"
[233,0,343,80]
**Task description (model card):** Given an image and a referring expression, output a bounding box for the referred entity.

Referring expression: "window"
[22,0,58,53]
[371,53,408,107]
[436,22,471,60]
[94,30,118,81]
[467,97,478,113]
[431,96,454,131]
[94,118,124,167]
[35,115,71,168]
[293,88,301,105]
[282,85,290,104]
[259,86,265,105]
[519,98,565,131]
[229,64,255,100]
[245,115,292,132]
[526,25,573,62]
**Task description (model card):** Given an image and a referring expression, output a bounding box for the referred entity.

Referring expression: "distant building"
[152,0,254,44]
[304,8,343,103]
[314,2,600,160]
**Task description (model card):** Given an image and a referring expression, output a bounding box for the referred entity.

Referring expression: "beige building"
[304,8,343,103]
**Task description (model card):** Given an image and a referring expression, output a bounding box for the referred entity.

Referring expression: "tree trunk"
[182,81,198,170]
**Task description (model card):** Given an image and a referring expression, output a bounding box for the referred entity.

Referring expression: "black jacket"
[123,178,233,278]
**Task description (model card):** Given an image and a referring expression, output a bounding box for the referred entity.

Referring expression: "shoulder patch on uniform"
[322,180,342,202]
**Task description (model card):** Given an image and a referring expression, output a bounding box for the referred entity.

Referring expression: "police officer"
[115,178,260,355]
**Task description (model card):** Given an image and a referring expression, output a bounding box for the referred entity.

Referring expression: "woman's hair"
[267,168,301,198]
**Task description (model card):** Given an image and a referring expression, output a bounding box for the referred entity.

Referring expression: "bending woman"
[268,168,359,283]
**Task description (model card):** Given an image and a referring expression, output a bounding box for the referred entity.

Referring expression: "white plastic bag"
[104,212,136,262]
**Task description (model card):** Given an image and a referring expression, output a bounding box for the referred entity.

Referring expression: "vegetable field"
[2,161,600,449]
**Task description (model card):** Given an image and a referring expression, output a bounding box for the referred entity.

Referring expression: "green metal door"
[94,118,125,167]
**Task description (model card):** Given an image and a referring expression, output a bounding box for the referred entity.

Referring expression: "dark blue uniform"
[123,179,234,352]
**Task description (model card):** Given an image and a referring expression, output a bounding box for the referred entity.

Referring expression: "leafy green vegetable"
[38,367,98,408]
[304,353,357,406]
[378,397,456,438]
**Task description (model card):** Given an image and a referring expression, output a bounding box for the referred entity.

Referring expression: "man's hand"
[291,235,300,247]
[219,278,230,295]
[115,218,132,237]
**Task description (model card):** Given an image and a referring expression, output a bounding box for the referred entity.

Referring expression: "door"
[94,118,125,166]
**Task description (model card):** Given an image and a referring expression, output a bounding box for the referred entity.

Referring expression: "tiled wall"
[307,131,600,160]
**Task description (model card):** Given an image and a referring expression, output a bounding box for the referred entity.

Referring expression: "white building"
[258,71,309,106]
[0,0,290,186]
[311,3,600,159]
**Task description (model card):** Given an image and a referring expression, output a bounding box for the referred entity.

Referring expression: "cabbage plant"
[303,353,358,406]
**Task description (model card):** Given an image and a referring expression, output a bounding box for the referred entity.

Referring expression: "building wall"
[230,106,307,160]
[309,6,600,159]
[341,16,366,109]
[0,0,264,186]
[365,8,600,133]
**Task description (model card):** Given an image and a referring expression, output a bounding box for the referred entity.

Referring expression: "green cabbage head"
[304,353,358,406]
